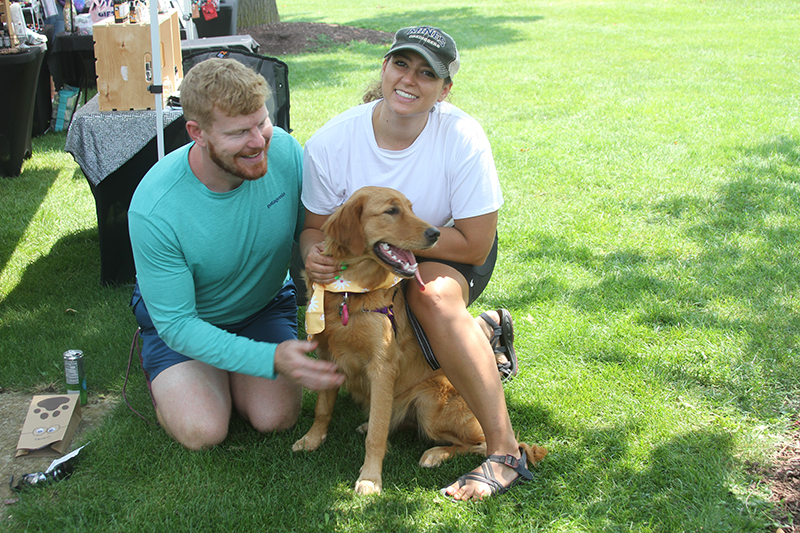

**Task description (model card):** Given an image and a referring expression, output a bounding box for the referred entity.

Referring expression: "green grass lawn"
[2,0,799,531]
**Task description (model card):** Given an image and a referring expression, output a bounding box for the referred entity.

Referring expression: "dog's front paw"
[292,432,326,452]
[354,477,382,495]
[356,422,369,434]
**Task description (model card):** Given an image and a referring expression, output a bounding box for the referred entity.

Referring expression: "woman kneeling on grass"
[300,25,535,501]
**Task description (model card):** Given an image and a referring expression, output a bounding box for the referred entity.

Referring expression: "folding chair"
[181,49,291,133]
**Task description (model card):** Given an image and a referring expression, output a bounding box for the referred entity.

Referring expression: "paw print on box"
[28,396,71,437]
[32,395,71,421]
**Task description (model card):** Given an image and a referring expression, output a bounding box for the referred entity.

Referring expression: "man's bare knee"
[160,410,228,450]
[232,373,302,433]
[252,415,296,434]
[250,406,300,433]
[180,425,228,450]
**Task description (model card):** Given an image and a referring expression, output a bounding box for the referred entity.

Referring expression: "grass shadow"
[0,168,60,280]
[347,7,542,50]
[18,381,766,532]
[286,7,542,92]
[288,6,541,49]
[0,228,135,391]
[492,398,769,530]
[572,428,765,530]
[491,136,800,420]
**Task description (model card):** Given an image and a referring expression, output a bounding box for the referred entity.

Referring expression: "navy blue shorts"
[131,281,299,380]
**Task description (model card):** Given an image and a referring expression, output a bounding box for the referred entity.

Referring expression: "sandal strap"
[479,312,504,352]
[497,361,514,374]
[486,447,534,481]
[459,470,505,495]
[480,310,517,382]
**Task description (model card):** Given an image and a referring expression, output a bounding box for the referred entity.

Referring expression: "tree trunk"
[237,0,279,28]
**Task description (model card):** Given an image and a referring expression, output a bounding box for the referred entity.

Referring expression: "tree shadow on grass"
[562,426,766,531]
[0,168,59,283]
[1,131,87,296]
[287,400,769,531]
[347,7,542,50]
[19,374,770,532]
[288,7,542,92]
[289,6,541,50]
[493,136,800,419]
[467,136,800,528]
[0,228,134,391]
[657,136,800,401]
[289,397,556,532]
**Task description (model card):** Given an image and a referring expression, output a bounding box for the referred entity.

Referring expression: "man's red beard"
[208,140,268,181]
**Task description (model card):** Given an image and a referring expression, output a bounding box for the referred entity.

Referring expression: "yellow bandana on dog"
[305,273,403,338]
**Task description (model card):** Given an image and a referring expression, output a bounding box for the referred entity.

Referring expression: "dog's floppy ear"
[322,194,367,257]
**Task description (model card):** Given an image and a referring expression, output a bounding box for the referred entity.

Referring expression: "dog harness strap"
[405,300,441,371]
[386,306,396,332]
[367,305,396,333]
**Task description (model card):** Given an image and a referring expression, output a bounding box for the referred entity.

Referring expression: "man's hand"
[273,340,345,391]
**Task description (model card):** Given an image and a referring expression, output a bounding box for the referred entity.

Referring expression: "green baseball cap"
[385,26,460,79]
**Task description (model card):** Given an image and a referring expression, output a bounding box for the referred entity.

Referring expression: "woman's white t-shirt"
[302,100,502,227]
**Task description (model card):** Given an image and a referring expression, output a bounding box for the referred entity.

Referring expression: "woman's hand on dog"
[305,243,340,285]
[274,340,345,390]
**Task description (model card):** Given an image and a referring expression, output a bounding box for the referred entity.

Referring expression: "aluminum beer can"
[63,350,87,405]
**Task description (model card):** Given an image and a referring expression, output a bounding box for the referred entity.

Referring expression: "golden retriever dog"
[292,186,546,495]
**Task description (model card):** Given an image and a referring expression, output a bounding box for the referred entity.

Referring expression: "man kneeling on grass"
[128,58,345,450]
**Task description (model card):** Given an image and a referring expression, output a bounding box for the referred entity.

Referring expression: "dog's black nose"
[425,227,441,243]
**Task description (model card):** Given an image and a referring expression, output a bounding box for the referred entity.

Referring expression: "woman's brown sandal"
[440,446,533,500]
[480,308,518,382]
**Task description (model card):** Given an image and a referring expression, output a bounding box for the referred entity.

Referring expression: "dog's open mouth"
[374,242,426,288]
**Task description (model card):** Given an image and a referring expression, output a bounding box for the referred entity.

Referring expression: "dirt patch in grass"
[238,21,393,56]
[756,424,800,532]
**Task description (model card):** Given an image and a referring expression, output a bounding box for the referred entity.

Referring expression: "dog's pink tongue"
[414,268,425,291]
[394,248,425,290]
[388,245,425,290]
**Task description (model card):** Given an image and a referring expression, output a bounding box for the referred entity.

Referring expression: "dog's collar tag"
[341,294,350,326]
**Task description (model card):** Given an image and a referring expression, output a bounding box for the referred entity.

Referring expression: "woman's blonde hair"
[181,58,271,129]
[362,79,384,103]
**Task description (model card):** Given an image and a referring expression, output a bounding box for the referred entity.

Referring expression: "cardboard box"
[16,395,82,458]
[93,9,183,111]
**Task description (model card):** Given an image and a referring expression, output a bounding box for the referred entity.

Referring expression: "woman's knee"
[407,276,466,317]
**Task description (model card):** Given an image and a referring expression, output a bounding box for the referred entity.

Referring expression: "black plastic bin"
[0,43,46,177]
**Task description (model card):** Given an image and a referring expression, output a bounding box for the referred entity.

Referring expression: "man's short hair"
[181,58,271,129]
